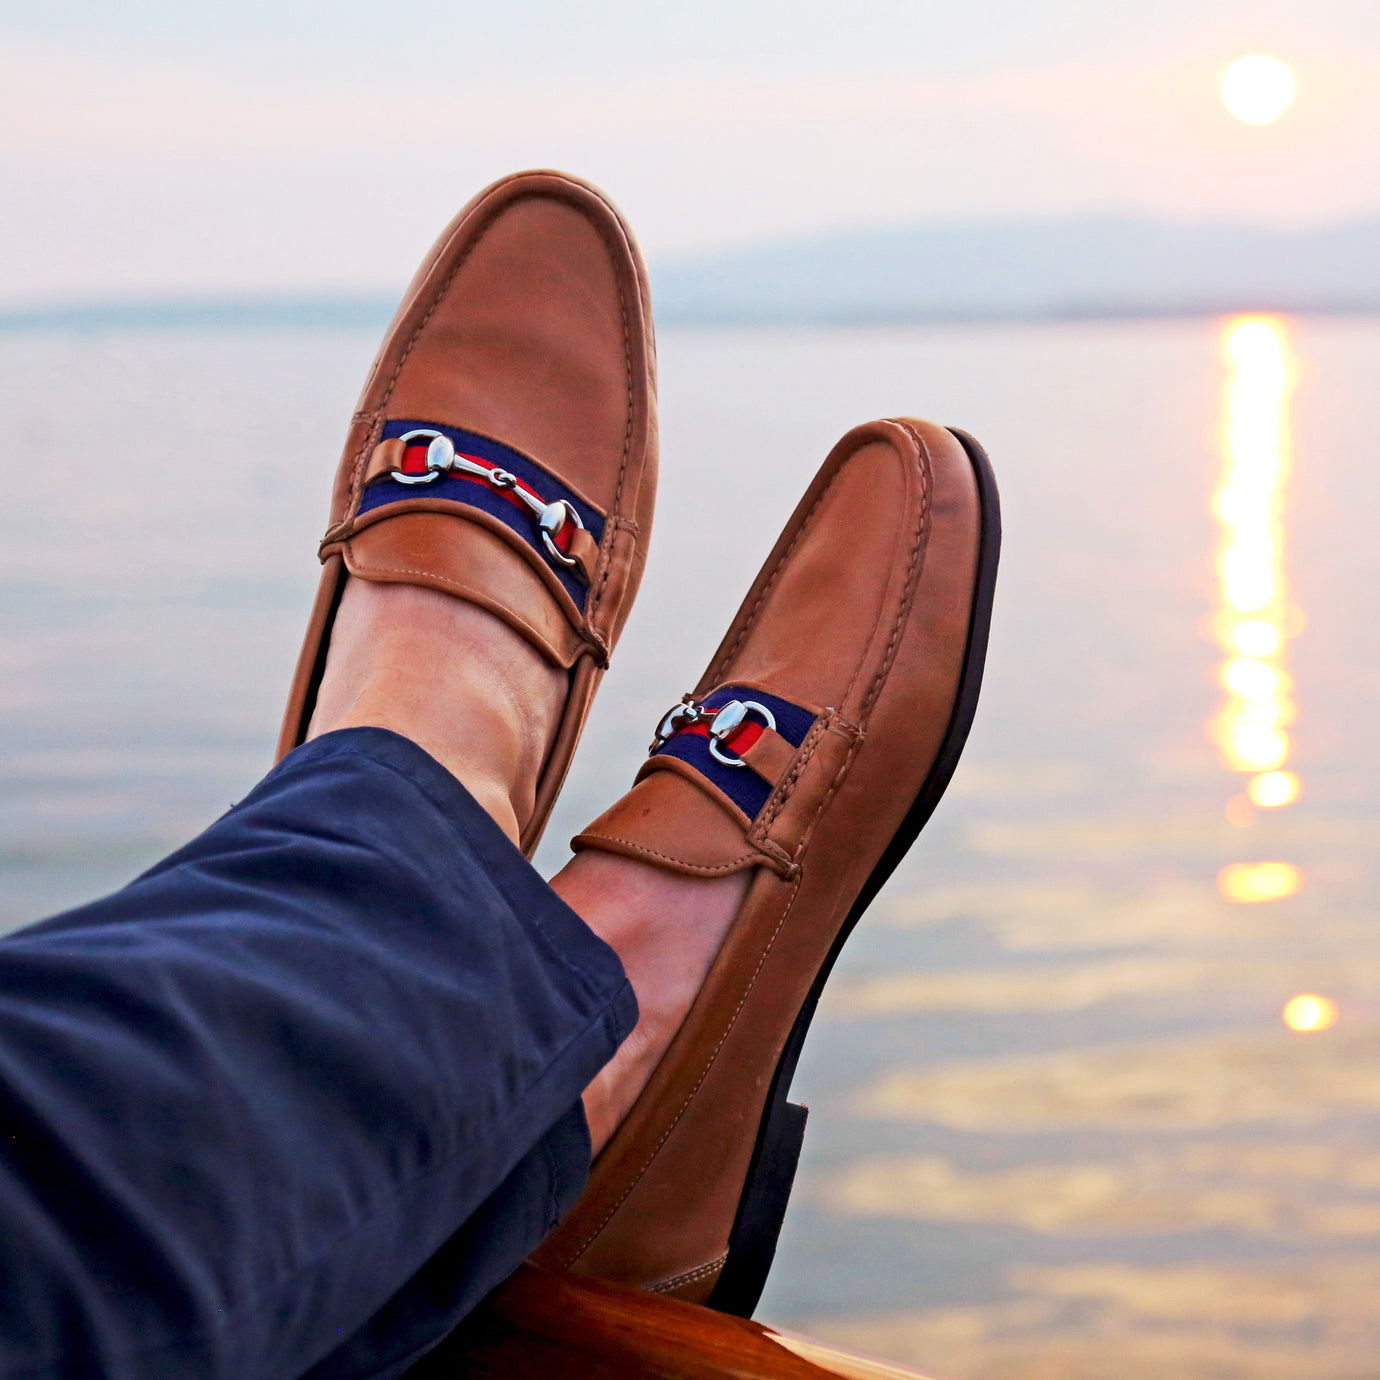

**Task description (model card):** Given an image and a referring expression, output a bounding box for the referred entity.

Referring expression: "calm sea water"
[2,320,1378,1379]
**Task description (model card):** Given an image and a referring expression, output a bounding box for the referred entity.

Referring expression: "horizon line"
[3,293,1380,334]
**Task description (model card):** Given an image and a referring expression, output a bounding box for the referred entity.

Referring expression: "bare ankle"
[308,579,566,843]
[554,850,750,1154]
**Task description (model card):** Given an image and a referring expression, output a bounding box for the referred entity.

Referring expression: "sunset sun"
[1222,55,1296,124]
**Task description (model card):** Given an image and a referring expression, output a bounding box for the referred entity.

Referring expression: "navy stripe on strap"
[358,421,605,610]
[654,685,817,820]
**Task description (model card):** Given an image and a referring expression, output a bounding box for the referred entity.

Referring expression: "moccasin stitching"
[752,713,864,870]
[585,209,636,628]
[781,455,930,865]
[836,433,922,709]
[751,713,830,835]
[647,1254,729,1294]
[859,419,935,720]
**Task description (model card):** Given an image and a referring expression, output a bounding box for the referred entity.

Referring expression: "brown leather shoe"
[277,170,657,854]
[531,418,999,1311]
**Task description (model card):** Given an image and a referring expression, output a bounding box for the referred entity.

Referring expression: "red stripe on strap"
[724,721,764,754]
[399,447,552,523]
[401,442,431,476]
[675,721,764,754]
[457,453,565,532]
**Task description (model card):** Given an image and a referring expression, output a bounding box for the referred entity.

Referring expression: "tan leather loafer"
[277,170,657,854]
[531,418,999,1311]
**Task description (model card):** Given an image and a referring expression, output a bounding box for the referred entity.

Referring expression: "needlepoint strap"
[648,686,819,821]
[357,421,605,607]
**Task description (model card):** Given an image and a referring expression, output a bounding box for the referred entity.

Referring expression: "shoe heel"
[705,1097,809,1317]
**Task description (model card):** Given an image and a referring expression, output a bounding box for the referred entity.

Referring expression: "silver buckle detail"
[649,697,705,755]
[707,700,777,767]
[648,696,777,766]
[538,500,585,568]
[392,429,455,484]
[390,430,587,575]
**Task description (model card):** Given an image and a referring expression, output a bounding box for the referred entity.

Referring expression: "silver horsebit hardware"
[392,428,586,571]
[649,696,778,767]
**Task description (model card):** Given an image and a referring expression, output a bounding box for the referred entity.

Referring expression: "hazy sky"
[3,0,1380,301]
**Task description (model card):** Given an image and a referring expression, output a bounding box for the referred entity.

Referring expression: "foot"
[532,418,996,1306]
[306,579,566,845]
[553,852,748,1155]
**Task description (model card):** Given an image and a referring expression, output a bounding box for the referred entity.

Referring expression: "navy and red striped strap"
[359,421,605,610]
[651,686,817,820]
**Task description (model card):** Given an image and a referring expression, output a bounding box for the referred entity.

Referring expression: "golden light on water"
[1222,617,1281,657]
[1215,319,1291,614]
[1248,770,1300,808]
[1283,993,1337,1032]
[1218,861,1302,904]
[1209,319,1308,919]
[1222,55,1296,125]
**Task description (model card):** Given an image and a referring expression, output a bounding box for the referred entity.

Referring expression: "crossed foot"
[306,579,746,1154]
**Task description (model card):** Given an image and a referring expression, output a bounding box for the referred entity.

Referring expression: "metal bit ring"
[708,700,777,767]
[392,428,455,485]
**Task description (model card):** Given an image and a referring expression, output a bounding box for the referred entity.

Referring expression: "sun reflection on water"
[1283,993,1339,1032]
[1209,317,1329,1028]
[1210,316,1298,786]
[1217,859,1302,903]
[1249,769,1301,808]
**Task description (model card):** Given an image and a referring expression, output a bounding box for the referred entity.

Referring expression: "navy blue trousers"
[0,728,636,1380]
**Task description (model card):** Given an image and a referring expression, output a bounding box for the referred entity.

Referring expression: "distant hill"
[651,217,1380,323]
[3,218,1379,331]
[0,296,395,333]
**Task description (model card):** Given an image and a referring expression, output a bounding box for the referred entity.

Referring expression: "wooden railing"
[410,1265,945,1379]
